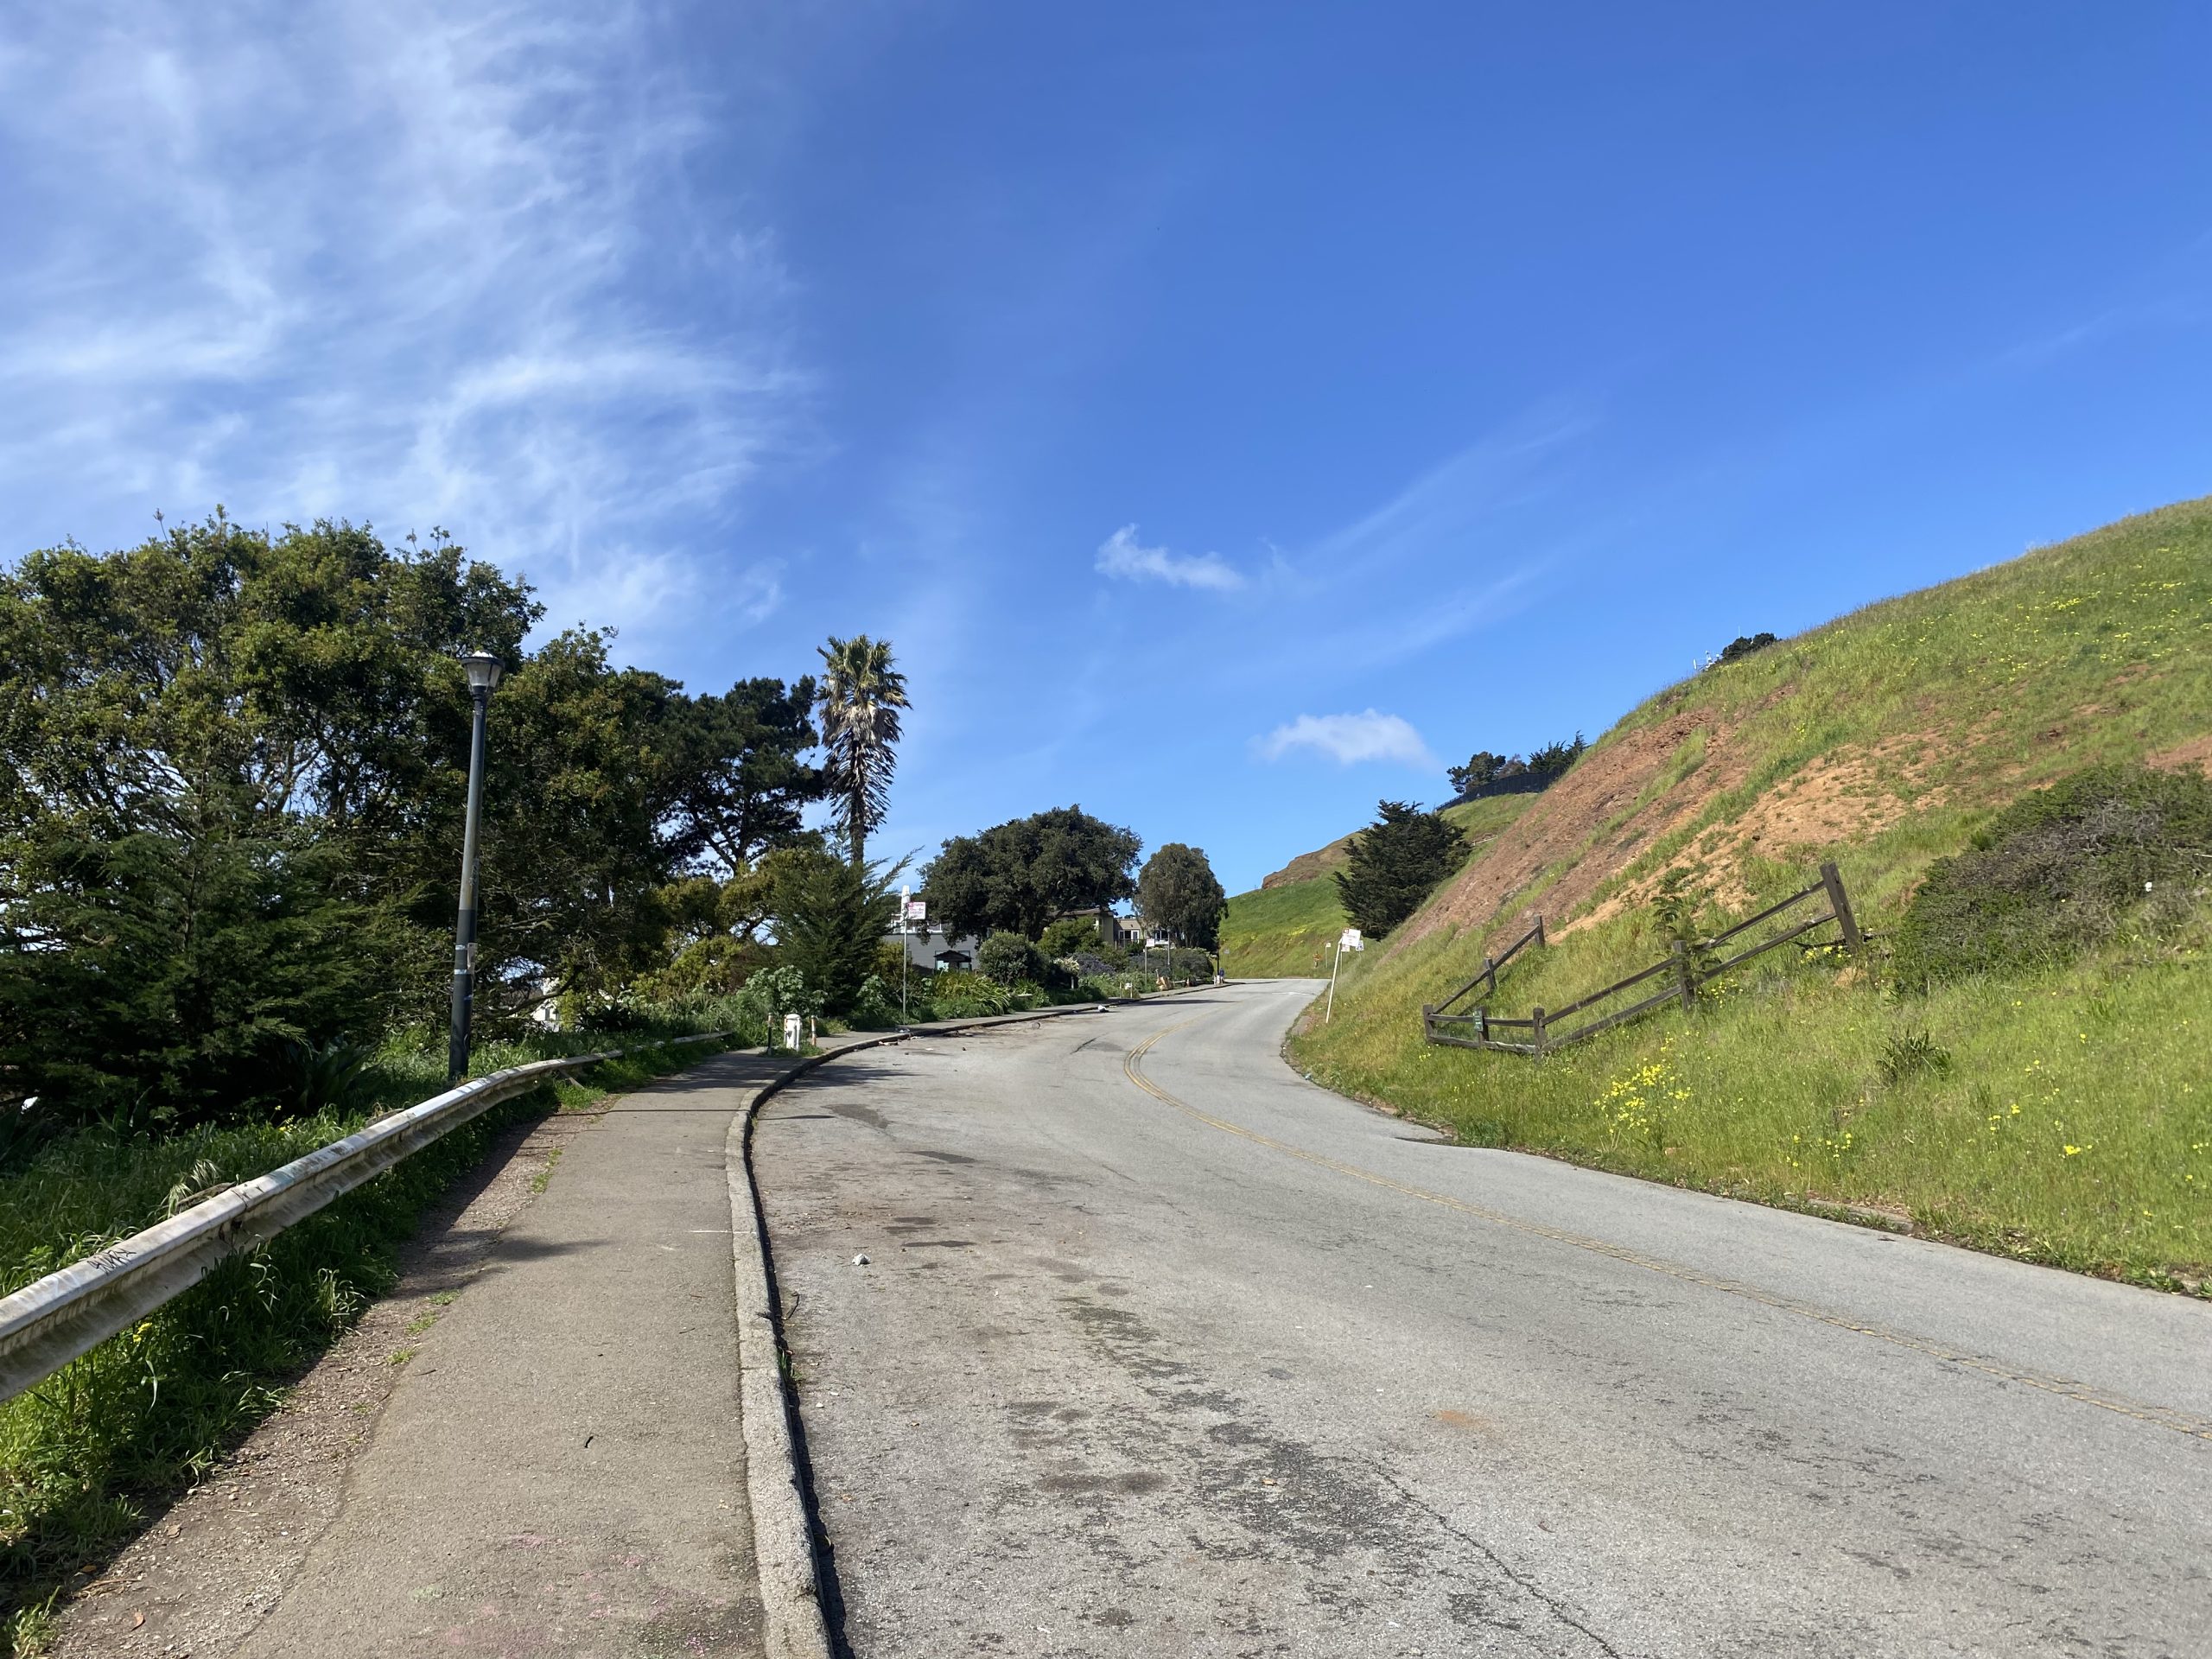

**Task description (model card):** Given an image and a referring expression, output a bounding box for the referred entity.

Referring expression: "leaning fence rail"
[0,1032,728,1404]
[1422,861,1860,1058]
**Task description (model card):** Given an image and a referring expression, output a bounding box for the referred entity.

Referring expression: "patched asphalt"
[754,981,2212,1657]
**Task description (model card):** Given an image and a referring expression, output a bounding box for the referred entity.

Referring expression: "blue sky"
[5,3,2210,893]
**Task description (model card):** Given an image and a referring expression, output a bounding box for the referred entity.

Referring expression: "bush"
[733,966,820,1045]
[846,975,906,1031]
[1169,947,1214,982]
[977,931,1046,987]
[925,971,1027,1018]
[1892,762,2212,988]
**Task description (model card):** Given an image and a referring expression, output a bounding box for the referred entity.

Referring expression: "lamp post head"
[460,651,504,694]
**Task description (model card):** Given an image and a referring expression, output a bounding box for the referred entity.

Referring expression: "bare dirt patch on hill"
[1397,709,1969,950]
[1563,732,1948,932]
[1396,712,1735,950]
[2149,732,2212,776]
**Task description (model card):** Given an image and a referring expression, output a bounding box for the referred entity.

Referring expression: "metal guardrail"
[0,1033,728,1403]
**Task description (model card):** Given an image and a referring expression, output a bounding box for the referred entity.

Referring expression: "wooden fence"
[1421,861,1862,1058]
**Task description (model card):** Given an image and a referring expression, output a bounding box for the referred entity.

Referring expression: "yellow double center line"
[1123,1014,2212,1446]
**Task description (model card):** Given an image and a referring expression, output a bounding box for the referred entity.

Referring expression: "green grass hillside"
[1291,497,2212,1290]
[1224,795,1537,977]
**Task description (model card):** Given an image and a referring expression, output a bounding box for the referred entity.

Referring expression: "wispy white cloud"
[1303,404,1592,582]
[0,0,804,658]
[1096,524,1244,591]
[1256,710,1438,770]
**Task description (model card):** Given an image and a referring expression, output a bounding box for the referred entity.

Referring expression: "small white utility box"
[782,1013,804,1051]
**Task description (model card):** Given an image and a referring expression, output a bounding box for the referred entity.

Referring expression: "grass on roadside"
[0,1030,728,1651]
[1294,497,2212,1291]
[1298,909,2211,1286]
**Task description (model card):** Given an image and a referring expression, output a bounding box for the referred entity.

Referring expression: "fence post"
[1478,1007,1489,1044]
[1535,916,1547,948]
[1672,938,1696,1012]
[1530,1005,1547,1057]
[1421,1004,1434,1041]
[1820,860,1864,955]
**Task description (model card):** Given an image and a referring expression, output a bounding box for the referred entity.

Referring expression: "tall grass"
[1294,498,2212,1288]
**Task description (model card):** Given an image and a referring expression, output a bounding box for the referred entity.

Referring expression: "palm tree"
[816,634,909,861]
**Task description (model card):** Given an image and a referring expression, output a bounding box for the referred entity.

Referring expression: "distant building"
[889,919,982,972]
[1053,906,1135,948]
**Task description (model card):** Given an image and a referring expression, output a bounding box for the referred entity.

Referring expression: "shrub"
[1892,762,2212,988]
[977,931,1046,987]
[846,975,905,1031]
[926,971,1025,1018]
[733,965,820,1045]
[1168,947,1214,982]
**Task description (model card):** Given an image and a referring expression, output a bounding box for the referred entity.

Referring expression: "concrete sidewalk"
[224,1049,795,1659]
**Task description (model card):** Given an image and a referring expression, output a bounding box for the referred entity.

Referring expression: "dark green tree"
[1715,632,1779,666]
[1446,751,1509,795]
[923,806,1141,940]
[663,677,823,875]
[772,848,902,1016]
[1333,800,1469,938]
[0,515,537,1125]
[0,513,830,1119]
[1136,842,1227,951]
[1525,733,1586,779]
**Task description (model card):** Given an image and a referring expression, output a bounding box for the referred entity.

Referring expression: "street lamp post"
[448,651,503,1083]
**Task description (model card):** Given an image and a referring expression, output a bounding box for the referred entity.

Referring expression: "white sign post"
[1325,927,1363,1021]
[899,887,913,1019]
[782,1012,804,1052]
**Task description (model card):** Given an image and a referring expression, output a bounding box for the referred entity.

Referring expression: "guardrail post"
[1672,938,1696,1012]
[1820,861,1863,955]
[1530,1005,1547,1057]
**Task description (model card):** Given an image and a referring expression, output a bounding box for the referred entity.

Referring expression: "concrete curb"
[726,1001,1123,1659]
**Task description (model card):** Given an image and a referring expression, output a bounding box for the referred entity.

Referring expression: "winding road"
[755,979,2210,1657]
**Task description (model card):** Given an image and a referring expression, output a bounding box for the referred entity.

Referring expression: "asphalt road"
[754,980,2212,1658]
